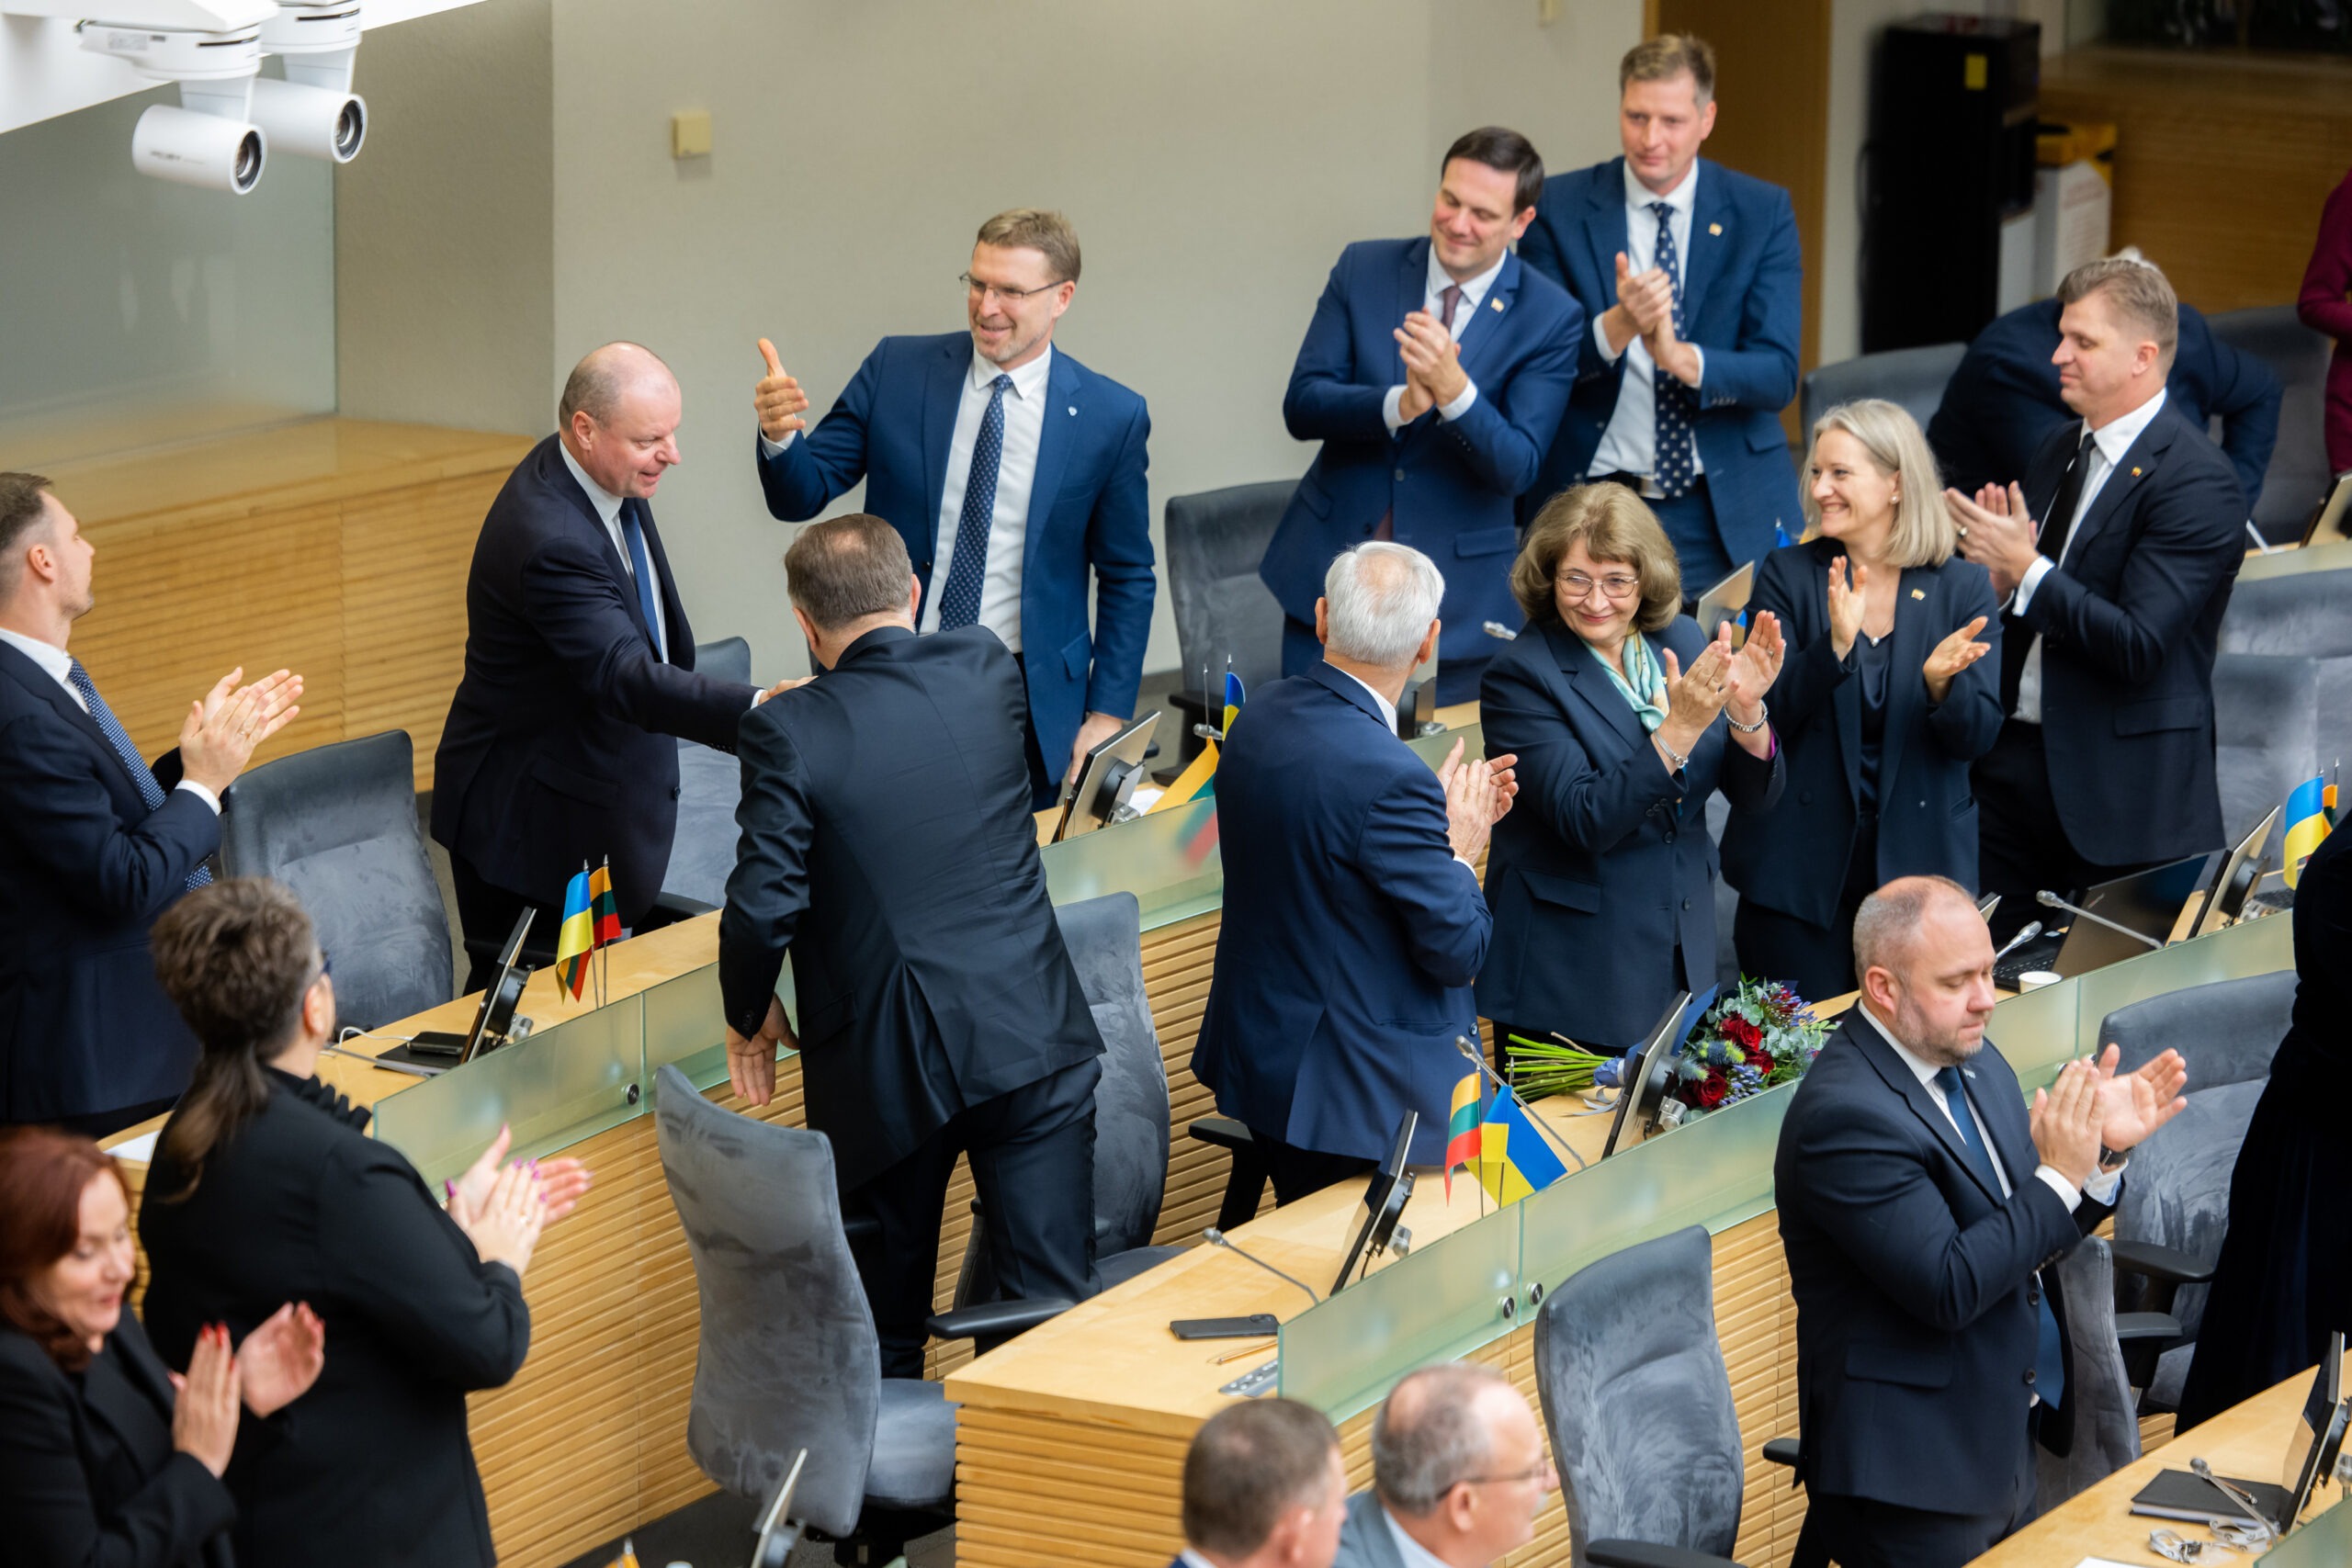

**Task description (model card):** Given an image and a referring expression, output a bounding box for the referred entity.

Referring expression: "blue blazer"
[1517,158,1804,565]
[1928,298,2281,508]
[1776,1017,2109,1516]
[1261,239,1582,672]
[1720,541,2003,928]
[753,333,1156,780]
[0,641,214,1122]
[1474,616,1783,1048]
[1191,663,1490,1166]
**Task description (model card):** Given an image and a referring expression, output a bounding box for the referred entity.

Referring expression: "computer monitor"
[1602,988,1710,1158]
[2045,854,2212,979]
[1331,1110,1418,1294]
[2284,1333,2348,1533]
[2299,471,2352,547]
[1976,892,2001,922]
[1054,712,1159,841]
[2190,806,2281,940]
[1694,562,1754,649]
[375,908,536,1076]
[749,1448,808,1568]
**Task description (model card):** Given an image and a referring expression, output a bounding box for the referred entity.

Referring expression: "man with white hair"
[1192,543,1517,1202]
[1329,1363,1556,1568]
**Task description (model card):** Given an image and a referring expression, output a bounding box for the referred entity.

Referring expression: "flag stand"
[1453,1034,1589,1174]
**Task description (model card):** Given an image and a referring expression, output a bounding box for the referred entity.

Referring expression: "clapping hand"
[2028,1058,2107,1190]
[169,1324,243,1479]
[1436,738,1518,863]
[1642,302,1702,388]
[753,338,810,444]
[1724,609,1783,716]
[1613,253,1673,336]
[1395,310,1469,420]
[2082,1042,2188,1154]
[179,667,303,795]
[1657,637,1733,768]
[1947,480,2041,595]
[236,1303,324,1417]
[1922,615,1992,705]
[1826,555,1869,658]
[447,1123,593,1229]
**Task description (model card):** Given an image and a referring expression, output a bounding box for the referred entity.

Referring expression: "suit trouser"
[842,1055,1102,1379]
[1246,1126,1377,1208]
[1791,1410,2041,1568]
[1972,719,2162,946]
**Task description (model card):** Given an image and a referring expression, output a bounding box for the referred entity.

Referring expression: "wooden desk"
[1973,1371,2334,1565]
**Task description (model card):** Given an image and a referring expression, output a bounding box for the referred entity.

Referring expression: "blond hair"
[1621,32,1716,103]
[2058,250,2178,374]
[1511,483,1681,634]
[976,208,1080,286]
[1804,400,1959,569]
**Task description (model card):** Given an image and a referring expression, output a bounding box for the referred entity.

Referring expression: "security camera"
[250,3,365,164]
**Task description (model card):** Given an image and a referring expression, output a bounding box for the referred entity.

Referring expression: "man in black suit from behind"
[432,344,766,987]
[0,472,301,1134]
[719,513,1102,1377]
[1947,255,2247,943]
[1777,876,2188,1566]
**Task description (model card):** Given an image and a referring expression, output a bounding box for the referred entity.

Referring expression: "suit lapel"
[1583,162,1632,311]
[2064,406,2176,566]
[921,339,967,536]
[546,443,652,641]
[1394,240,1428,389]
[1964,1046,2041,1193]
[1451,251,1517,385]
[1680,160,1730,320]
[77,1337,165,1463]
[0,641,151,806]
[1876,563,1943,808]
[1846,1016,2007,1207]
[1544,620,1646,761]
[624,499,682,659]
[1023,353,1080,586]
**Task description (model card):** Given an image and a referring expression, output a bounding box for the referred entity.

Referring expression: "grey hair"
[1324,542,1445,669]
[1372,1363,1510,1515]
[559,341,672,428]
[1851,874,1976,982]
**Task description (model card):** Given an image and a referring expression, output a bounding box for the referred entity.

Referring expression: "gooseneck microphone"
[1991,919,2043,963]
[2035,890,2163,950]
[1204,1228,1323,1306]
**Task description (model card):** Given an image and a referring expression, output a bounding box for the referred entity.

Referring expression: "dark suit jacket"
[1261,238,1582,672]
[0,1314,235,1568]
[139,1070,530,1568]
[754,333,1156,783]
[2003,398,2245,866]
[1191,663,1490,1167]
[1328,1489,1407,1568]
[431,434,753,924]
[1475,616,1783,1048]
[1928,298,2282,506]
[1721,541,2003,927]
[1776,1016,2112,1517]
[718,625,1101,1192]
[0,640,214,1122]
[1518,158,1805,564]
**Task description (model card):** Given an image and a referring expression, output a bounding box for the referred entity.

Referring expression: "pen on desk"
[1212,1339,1277,1364]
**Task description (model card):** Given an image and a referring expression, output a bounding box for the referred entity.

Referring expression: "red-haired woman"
[0,1126,321,1567]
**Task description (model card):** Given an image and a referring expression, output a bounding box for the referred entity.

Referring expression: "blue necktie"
[618,502,665,664]
[1937,1065,2065,1410]
[66,658,211,893]
[935,374,1012,630]
[1649,200,1698,500]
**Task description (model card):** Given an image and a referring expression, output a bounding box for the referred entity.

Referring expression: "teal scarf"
[1586,630,1668,733]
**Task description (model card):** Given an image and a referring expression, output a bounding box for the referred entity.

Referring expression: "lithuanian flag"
[1442,1069,1482,1201]
[2284,775,2332,889]
[589,860,621,944]
[555,867,595,1000]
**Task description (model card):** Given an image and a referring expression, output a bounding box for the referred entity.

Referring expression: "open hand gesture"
[2085,1043,2188,1153]
[236,1303,324,1417]
[1947,480,2041,595]
[1725,610,1783,715]
[1923,615,1991,705]
[1659,638,1732,744]
[725,996,795,1108]
[179,667,303,795]
[169,1324,243,1478]
[1826,556,1869,659]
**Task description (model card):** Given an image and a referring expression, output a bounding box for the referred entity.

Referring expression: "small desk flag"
[1223,671,1247,737]
[1442,1069,1483,1201]
[1475,1086,1569,1205]
[2284,775,2332,888]
[555,867,596,1000]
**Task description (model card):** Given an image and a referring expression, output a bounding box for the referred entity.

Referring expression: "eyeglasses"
[1558,570,1642,603]
[1456,1464,1549,1487]
[959,272,1065,305]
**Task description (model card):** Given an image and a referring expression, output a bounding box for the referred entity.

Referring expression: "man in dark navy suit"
[751,208,1154,807]
[1947,256,2247,943]
[433,343,763,988]
[1264,127,1583,705]
[1175,1399,1346,1568]
[1778,876,2188,1566]
[1193,543,1517,1202]
[0,473,301,1133]
[720,513,1102,1378]
[1928,252,2281,508]
[1518,33,1804,592]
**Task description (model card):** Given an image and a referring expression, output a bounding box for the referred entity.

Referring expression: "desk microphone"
[1991,920,2043,963]
[1204,1228,1322,1306]
[2035,890,2163,950]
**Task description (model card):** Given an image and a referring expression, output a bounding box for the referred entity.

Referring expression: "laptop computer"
[1992,854,2211,990]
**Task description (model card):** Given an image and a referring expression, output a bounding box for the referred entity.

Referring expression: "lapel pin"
[1068,406,1077,415]
[1910,587,1926,600]
[1490,296,1505,312]
[2131,466,2142,477]
[1708,222,1723,236]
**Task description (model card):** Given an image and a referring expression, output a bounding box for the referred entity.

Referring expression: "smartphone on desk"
[1170,1314,1280,1340]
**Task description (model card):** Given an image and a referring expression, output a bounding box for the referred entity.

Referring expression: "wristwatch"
[2097,1145,2127,1174]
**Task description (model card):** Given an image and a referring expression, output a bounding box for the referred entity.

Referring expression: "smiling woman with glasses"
[1473,481,1786,1063]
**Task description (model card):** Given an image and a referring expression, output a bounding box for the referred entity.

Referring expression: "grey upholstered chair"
[1163,479,1294,768]
[660,635,752,914]
[652,1063,956,1562]
[1534,1224,1747,1568]
[218,729,452,1029]
[2219,570,2352,778]
[1800,342,1968,440]
[938,892,1181,1348]
[2031,1235,2144,1517]
[2212,653,2322,863]
[2098,970,2298,1410]
[2205,305,2335,543]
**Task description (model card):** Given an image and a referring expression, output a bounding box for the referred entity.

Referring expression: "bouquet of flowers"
[1501,1029,1614,1100]
[1670,977,1828,1113]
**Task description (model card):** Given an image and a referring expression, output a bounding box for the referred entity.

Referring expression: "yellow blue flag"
[1223,671,1246,737]
[1474,1086,1568,1205]
[554,867,594,998]
[2284,775,2331,888]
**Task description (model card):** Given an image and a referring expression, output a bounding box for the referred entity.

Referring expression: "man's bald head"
[1850,875,1978,981]
[558,342,683,502]
[560,342,675,428]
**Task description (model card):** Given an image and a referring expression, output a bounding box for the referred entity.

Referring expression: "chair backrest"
[2213,653,2321,863]
[1056,891,1169,1254]
[1800,342,1968,441]
[218,730,452,1029]
[1165,480,1294,697]
[1533,1225,1743,1564]
[2030,1235,2143,1517]
[2220,569,2352,660]
[663,637,752,909]
[2204,305,2335,539]
[653,1064,879,1538]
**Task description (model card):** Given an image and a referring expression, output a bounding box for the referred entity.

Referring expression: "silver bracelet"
[1726,702,1770,735]
[1656,736,1690,772]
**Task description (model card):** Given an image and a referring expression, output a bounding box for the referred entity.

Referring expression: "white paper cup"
[2017,970,2062,992]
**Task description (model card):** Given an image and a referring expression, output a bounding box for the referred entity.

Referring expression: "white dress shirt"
[0,626,219,813]
[558,439,668,661]
[1380,246,1503,434]
[2008,389,2168,725]
[1589,160,1708,482]
[1381,1505,1455,1568]
[916,345,1053,649]
[1176,1551,1219,1568]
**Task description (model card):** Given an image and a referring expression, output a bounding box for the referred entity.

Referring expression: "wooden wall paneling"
[339,473,499,788]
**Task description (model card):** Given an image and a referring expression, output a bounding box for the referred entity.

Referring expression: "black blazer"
[2005,398,2245,867]
[1721,541,2004,927]
[430,434,754,925]
[717,625,1101,1191]
[0,1314,235,1568]
[1475,615,1783,1048]
[138,1072,529,1568]
[1775,1016,2111,1517]
[0,640,214,1122]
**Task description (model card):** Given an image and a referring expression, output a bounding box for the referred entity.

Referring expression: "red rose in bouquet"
[1742,1042,1774,1072]
[1696,1070,1729,1108]
[1721,1015,1762,1051]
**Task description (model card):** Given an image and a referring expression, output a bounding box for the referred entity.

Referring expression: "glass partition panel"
[1040,795,1223,931]
[1279,1203,1521,1422]
[372,998,644,1186]
[2067,912,2294,1056]
[2264,1496,2351,1564]
[643,963,736,1092]
[1987,976,2083,1085]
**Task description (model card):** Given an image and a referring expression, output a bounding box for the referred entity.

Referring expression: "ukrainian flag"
[1223,671,1246,736]
[1442,1070,1483,1200]
[2284,775,2332,888]
[1475,1086,1569,1206]
[554,868,594,999]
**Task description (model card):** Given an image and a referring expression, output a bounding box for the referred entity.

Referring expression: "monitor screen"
[1331,1110,1418,1294]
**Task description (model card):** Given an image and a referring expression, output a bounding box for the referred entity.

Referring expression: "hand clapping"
[179,667,303,795]
[1436,736,1518,863]
[1394,310,1468,421]
[1724,610,1784,717]
[1826,556,1869,658]
[1946,480,2041,596]
[1922,615,1992,705]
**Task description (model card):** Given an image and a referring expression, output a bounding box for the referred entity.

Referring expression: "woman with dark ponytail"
[137,879,591,1568]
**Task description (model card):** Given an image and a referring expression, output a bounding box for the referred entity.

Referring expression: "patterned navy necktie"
[935,374,1014,630]
[1649,200,1698,500]
[67,658,211,892]
[1936,1065,2065,1409]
